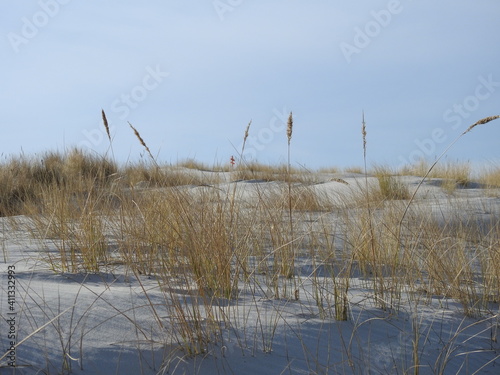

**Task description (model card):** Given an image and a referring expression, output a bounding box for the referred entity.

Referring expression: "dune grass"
[373,165,411,201]
[403,159,472,193]
[1,114,499,373]
[344,166,363,174]
[479,165,500,189]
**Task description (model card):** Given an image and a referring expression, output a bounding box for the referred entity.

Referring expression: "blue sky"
[2,1,499,169]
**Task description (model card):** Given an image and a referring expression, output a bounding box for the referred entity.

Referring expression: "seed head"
[244,120,251,143]
[463,115,500,135]
[362,111,367,157]
[101,109,111,142]
[129,122,152,156]
[287,112,293,143]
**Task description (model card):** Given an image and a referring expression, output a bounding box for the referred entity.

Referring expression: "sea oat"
[128,122,154,161]
[362,111,367,159]
[244,120,251,144]
[462,115,500,135]
[287,112,293,144]
[234,120,253,170]
[101,109,111,142]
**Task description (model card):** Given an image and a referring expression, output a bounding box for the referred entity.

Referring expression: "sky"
[1,0,499,170]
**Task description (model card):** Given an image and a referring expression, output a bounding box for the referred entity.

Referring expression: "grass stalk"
[286,112,295,281]
[361,112,386,309]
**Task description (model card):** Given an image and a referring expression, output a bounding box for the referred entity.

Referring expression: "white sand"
[1,174,499,374]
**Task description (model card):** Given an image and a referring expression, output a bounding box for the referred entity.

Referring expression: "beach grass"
[0,115,499,373]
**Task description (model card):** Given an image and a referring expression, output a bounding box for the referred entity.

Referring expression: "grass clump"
[403,159,472,192]
[374,166,411,200]
[432,161,472,193]
[317,166,341,174]
[0,149,117,217]
[479,165,500,189]
[122,162,177,187]
[176,158,217,171]
[344,166,364,174]
[235,161,290,181]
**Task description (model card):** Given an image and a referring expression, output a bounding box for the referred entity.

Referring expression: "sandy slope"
[1,174,499,374]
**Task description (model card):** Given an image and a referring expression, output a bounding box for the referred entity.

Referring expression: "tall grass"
[479,165,500,189]
[404,159,472,193]
[373,166,411,200]
[3,112,499,373]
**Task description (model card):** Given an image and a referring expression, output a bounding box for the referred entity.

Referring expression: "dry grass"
[121,162,213,187]
[317,166,341,174]
[3,113,500,373]
[406,159,472,193]
[373,166,411,200]
[175,158,216,171]
[0,159,37,216]
[479,165,500,189]
[438,162,472,192]
[129,122,155,163]
[0,149,117,217]
[234,161,308,182]
[344,166,364,174]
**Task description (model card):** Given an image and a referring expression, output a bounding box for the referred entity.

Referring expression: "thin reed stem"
[361,111,384,308]
[287,112,295,280]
